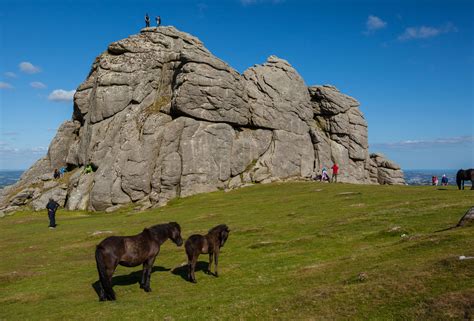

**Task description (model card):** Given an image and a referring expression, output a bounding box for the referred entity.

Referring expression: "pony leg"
[191,256,198,283]
[208,253,213,274]
[140,263,147,289]
[214,253,219,277]
[105,266,117,300]
[143,257,157,292]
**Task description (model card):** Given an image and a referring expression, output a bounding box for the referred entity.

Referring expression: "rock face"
[0,27,404,212]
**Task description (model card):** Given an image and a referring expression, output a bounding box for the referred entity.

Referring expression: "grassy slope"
[0,182,473,320]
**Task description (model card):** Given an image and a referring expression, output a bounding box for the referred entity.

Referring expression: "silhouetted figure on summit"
[156,16,161,27]
[145,13,150,27]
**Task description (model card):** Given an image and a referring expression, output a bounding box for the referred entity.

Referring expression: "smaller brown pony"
[185,224,230,283]
[95,222,183,301]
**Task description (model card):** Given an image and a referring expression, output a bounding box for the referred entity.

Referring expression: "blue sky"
[0,0,473,170]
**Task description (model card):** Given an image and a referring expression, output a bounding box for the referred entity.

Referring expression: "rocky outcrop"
[0,26,404,212]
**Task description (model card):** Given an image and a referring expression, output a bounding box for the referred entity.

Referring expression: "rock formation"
[0,27,404,212]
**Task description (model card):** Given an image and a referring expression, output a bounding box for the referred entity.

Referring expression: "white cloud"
[398,22,458,41]
[48,89,76,102]
[30,81,47,89]
[365,15,387,34]
[372,136,473,149]
[0,82,13,89]
[0,143,47,154]
[19,61,41,74]
[4,72,17,78]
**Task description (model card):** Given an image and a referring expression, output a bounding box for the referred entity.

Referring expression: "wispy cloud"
[372,136,473,149]
[0,82,14,89]
[364,15,387,35]
[197,3,208,18]
[398,22,458,41]
[30,81,47,89]
[240,0,283,6]
[2,132,19,137]
[0,144,47,155]
[4,72,17,78]
[19,61,41,74]
[48,89,76,102]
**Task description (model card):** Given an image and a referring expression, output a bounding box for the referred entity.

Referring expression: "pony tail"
[95,247,115,301]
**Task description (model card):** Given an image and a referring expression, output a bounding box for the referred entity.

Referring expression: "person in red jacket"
[331,163,339,183]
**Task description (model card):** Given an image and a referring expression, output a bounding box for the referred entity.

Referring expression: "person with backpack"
[46,198,60,229]
[441,174,449,186]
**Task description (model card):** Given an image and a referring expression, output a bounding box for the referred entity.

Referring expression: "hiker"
[53,168,60,179]
[156,16,161,27]
[331,163,339,183]
[84,164,93,174]
[441,174,448,186]
[321,167,329,182]
[432,176,438,186]
[46,198,60,229]
[145,13,150,27]
[59,166,66,177]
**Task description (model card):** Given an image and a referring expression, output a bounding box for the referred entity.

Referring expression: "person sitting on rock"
[84,164,93,174]
[53,168,60,179]
[156,16,161,27]
[46,198,60,229]
[145,13,150,27]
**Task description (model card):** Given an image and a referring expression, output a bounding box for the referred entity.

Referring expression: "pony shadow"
[171,261,211,282]
[92,266,171,296]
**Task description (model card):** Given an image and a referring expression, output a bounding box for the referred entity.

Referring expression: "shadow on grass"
[171,261,212,282]
[91,266,171,298]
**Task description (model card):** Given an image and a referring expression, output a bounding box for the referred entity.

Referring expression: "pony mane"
[208,224,229,235]
[148,222,180,235]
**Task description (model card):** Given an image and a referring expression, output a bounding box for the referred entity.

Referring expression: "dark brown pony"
[95,222,183,301]
[185,224,230,283]
[456,169,474,190]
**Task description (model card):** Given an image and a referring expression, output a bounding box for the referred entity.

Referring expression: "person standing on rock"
[145,13,150,27]
[331,163,339,183]
[46,198,60,229]
[156,16,161,27]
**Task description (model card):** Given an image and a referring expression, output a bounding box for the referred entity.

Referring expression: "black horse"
[456,169,474,190]
[185,224,230,283]
[95,222,183,301]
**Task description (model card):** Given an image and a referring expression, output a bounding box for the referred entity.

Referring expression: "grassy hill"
[0,182,473,320]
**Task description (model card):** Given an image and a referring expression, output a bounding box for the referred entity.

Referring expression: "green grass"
[0,182,473,320]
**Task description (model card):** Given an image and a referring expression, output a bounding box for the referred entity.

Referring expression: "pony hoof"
[144,287,152,292]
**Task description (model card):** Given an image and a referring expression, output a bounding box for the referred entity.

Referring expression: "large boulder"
[0,26,405,212]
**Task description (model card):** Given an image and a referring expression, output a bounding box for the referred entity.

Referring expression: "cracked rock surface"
[0,27,404,212]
